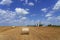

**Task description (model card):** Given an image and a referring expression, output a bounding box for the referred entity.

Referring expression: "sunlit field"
[0,26,60,40]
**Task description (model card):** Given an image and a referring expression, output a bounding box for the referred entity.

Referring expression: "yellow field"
[0,26,60,40]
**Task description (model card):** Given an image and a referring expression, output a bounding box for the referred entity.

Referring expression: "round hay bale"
[11,26,16,28]
[21,28,29,35]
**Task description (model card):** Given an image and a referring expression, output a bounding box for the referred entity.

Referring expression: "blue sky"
[0,0,60,26]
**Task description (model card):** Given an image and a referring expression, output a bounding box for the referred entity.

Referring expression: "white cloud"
[45,13,52,17]
[25,0,28,4]
[30,20,35,25]
[28,2,34,6]
[0,9,16,19]
[47,17,53,21]
[0,9,17,24]
[21,17,27,20]
[20,0,28,4]
[56,16,60,20]
[53,0,60,10]
[45,0,60,18]
[25,8,29,11]
[22,0,34,6]
[45,0,60,23]
[0,0,12,5]
[45,0,60,21]
[43,0,60,25]
[45,11,54,17]
[41,8,47,12]
[35,0,37,2]
[15,8,29,14]
[47,16,60,21]
[0,9,30,26]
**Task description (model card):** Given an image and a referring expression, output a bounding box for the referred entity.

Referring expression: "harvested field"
[0,27,60,40]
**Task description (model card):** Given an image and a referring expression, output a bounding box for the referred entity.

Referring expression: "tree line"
[27,23,60,27]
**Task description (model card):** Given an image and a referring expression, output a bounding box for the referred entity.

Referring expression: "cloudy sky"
[0,0,60,26]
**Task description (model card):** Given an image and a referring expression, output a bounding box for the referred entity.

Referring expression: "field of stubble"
[0,26,60,40]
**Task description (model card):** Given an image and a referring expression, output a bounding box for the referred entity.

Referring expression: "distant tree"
[48,24,52,26]
[52,25,60,27]
[39,24,43,26]
[47,24,60,27]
